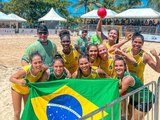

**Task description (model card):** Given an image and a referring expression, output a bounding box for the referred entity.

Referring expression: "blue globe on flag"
[47,94,82,120]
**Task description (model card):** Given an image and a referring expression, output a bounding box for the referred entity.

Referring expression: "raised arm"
[108,33,132,53]
[144,49,160,73]
[115,49,137,65]
[96,19,107,40]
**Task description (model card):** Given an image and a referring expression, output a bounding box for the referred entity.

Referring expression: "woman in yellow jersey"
[98,44,137,78]
[96,18,133,55]
[72,55,109,78]
[123,32,160,83]
[98,44,115,78]
[86,43,100,67]
[10,52,45,120]
[58,30,81,74]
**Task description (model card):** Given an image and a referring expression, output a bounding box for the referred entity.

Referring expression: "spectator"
[76,29,88,53]
[90,34,103,45]
[21,24,57,67]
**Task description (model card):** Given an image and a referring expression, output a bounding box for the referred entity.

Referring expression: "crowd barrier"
[18,28,37,35]
[0,28,15,35]
[0,28,56,35]
[79,77,160,120]
[79,24,160,35]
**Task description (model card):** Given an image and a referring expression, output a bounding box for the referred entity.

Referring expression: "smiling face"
[108,29,118,43]
[88,45,98,61]
[114,59,126,77]
[38,30,49,43]
[79,57,91,75]
[31,55,43,71]
[132,37,144,51]
[98,44,108,60]
[61,36,71,50]
[53,60,64,77]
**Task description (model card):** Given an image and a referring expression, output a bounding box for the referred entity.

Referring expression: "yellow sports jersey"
[81,66,99,78]
[90,57,100,67]
[99,55,116,78]
[126,47,145,83]
[103,41,110,49]
[103,41,114,55]
[59,45,80,74]
[11,64,44,94]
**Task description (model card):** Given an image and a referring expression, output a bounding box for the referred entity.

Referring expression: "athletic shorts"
[129,98,153,112]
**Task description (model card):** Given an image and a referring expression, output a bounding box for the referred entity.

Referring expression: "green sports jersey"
[47,67,68,81]
[76,36,88,53]
[22,40,57,66]
[123,72,154,103]
[90,34,102,45]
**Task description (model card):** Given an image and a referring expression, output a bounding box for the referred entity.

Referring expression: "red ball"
[97,8,107,18]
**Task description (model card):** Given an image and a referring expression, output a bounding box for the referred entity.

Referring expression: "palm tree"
[102,0,142,13]
[0,1,3,11]
[147,0,160,11]
[73,0,102,13]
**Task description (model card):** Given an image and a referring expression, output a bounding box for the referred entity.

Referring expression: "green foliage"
[147,0,160,12]
[73,0,103,13]
[102,0,142,12]
[0,2,3,12]
[2,0,71,24]
[60,17,83,30]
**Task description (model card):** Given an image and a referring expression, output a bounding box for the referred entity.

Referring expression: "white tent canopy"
[0,11,14,21]
[38,8,67,22]
[114,8,160,18]
[8,13,27,22]
[80,9,117,18]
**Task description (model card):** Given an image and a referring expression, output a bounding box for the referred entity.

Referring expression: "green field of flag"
[21,78,120,120]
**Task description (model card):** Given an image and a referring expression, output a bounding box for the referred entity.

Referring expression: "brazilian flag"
[21,78,120,120]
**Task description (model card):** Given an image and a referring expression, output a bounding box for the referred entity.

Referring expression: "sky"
[2,0,149,16]
[68,0,149,16]
[67,1,85,16]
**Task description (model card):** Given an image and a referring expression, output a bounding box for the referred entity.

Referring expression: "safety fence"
[78,24,160,35]
[79,77,160,120]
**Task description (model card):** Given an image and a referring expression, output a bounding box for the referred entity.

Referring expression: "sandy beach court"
[0,35,159,119]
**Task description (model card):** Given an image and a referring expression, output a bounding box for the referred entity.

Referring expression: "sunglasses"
[38,32,48,35]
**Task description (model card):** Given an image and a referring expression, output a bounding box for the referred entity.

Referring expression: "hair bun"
[133,31,141,36]
[59,30,70,38]
[54,52,63,59]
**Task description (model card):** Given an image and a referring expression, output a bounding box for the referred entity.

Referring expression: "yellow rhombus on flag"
[21,79,120,120]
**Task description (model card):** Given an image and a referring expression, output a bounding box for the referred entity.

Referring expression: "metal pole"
[155,77,160,120]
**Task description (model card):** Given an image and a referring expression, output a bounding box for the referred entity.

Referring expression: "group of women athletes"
[10,18,160,120]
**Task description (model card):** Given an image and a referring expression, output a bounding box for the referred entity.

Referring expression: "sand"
[0,34,159,119]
